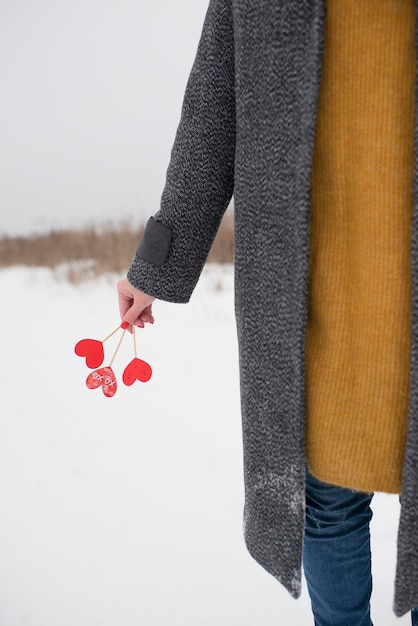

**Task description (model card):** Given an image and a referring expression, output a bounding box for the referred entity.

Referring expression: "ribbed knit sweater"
[305,0,415,493]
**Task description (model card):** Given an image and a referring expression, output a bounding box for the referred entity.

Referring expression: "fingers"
[124,302,153,329]
[117,278,156,330]
[138,304,154,326]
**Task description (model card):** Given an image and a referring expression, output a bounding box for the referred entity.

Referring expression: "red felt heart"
[86,367,117,397]
[122,358,152,386]
[75,338,104,369]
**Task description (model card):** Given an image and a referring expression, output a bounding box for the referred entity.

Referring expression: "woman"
[117,1,418,623]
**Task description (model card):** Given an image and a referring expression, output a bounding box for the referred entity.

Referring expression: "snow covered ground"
[0,264,410,625]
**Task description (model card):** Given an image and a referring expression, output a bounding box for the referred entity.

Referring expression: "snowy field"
[0,264,410,625]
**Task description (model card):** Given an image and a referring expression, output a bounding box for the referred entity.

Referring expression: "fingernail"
[121,321,130,329]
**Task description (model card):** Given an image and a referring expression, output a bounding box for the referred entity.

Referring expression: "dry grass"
[207,212,234,264]
[0,213,234,282]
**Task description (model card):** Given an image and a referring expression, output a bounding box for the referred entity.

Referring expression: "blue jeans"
[303,470,418,626]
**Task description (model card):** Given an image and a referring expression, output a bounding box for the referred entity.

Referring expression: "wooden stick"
[133,325,137,358]
[102,326,121,343]
[109,328,127,367]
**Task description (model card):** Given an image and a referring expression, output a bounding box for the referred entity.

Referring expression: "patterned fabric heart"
[122,358,152,386]
[75,338,104,369]
[86,367,117,397]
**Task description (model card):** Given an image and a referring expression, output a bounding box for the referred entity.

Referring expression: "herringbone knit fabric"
[306,0,415,494]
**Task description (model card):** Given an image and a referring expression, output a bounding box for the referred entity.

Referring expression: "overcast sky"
[0,0,208,236]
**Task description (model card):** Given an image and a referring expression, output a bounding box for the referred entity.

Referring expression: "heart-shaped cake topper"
[86,367,117,398]
[75,338,104,369]
[75,323,152,397]
[123,358,152,386]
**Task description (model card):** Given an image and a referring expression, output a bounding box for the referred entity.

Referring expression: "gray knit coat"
[127,0,418,616]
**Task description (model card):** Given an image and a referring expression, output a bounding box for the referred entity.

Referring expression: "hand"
[117,278,156,329]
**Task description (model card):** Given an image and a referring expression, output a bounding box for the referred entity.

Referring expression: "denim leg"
[411,607,418,625]
[303,470,374,626]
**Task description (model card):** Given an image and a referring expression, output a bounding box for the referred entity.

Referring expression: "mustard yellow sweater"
[305,0,415,493]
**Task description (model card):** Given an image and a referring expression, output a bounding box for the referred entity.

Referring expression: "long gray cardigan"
[127,0,418,616]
